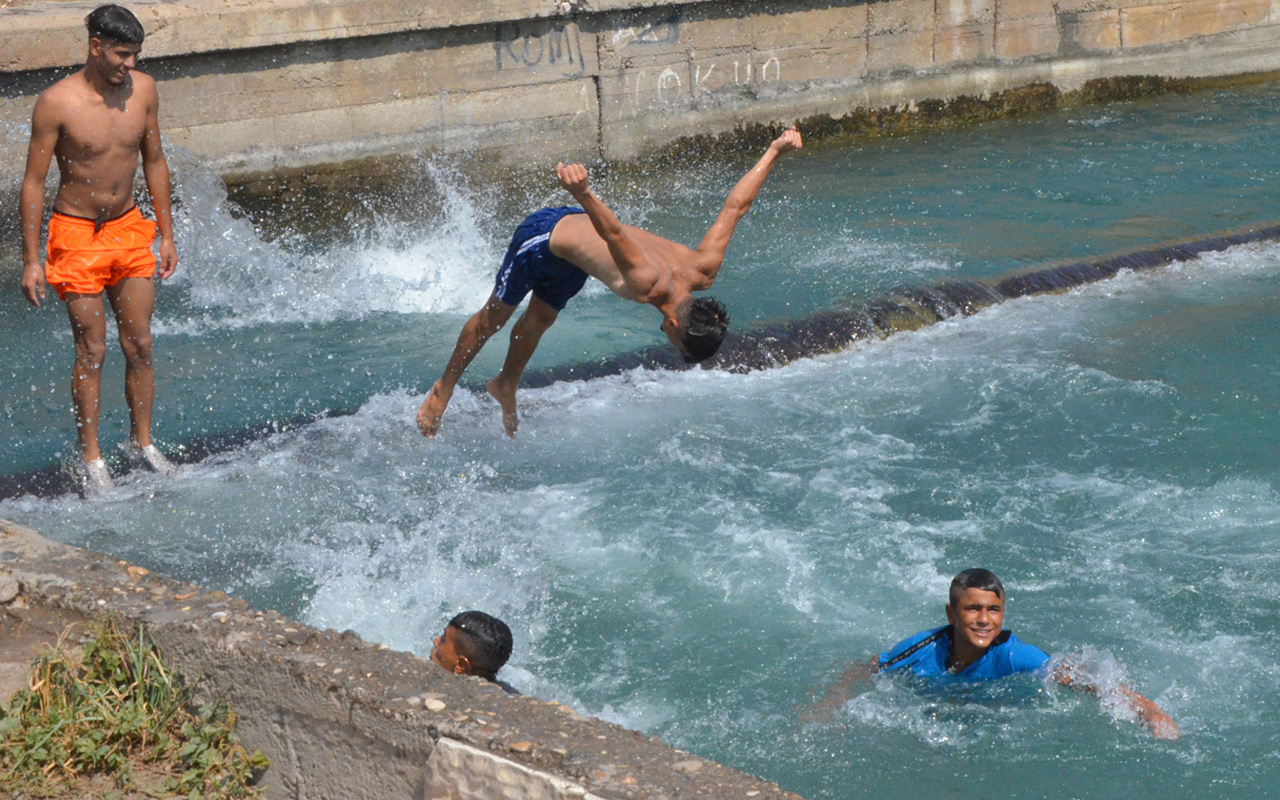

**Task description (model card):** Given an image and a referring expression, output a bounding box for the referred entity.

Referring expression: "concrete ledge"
[425,739,610,800]
[0,518,805,800]
[0,0,698,71]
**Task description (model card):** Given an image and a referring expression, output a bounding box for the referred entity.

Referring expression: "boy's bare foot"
[417,382,452,438]
[486,378,520,438]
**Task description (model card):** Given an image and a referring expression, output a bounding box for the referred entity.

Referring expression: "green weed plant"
[0,617,268,799]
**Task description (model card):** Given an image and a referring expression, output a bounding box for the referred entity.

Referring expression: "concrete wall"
[0,518,804,800]
[3,0,1280,179]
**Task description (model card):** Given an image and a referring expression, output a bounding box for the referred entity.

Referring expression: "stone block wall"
[2,0,1280,178]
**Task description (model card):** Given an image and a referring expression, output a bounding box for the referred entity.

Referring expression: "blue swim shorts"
[494,206,588,311]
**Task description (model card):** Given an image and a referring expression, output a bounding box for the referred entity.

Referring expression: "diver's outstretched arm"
[694,127,803,276]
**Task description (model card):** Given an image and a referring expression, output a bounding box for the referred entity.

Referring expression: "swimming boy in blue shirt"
[809,568,1179,739]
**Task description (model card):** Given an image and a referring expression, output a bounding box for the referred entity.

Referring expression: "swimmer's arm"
[555,162,663,298]
[799,658,879,722]
[139,75,178,280]
[1052,662,1180,740]
[20,93,60,307]
[694,127,803,279]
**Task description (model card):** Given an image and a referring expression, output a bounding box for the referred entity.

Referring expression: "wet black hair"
[948,568,1005,607]
[678,296,730,364]
[448,610,513,681]
[86,5,145,45]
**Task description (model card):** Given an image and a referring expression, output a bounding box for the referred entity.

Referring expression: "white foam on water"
[6,231,1280,797]
[1069,115,1120,128]
[155,150,500,331]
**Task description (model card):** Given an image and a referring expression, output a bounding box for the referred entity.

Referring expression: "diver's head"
[663,296,730,364]
[430,610,513,682]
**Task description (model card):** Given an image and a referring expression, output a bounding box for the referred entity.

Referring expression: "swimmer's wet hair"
[448,610,513,681]
[948,568,1005,607]
[678,296,730,364]
[86,5,145,45]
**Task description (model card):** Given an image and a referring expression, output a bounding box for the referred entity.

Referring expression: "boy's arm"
[799,658,879,722]
[20,93,60,307]
[694,127,803,276]
[139,75,178,279]
[1053,662,1180,740]
[555,162,663,299]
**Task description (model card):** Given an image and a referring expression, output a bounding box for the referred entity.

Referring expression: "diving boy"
[417,128,803,439]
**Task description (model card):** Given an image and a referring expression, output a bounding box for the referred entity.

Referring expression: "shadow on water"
[4,221,1278,499]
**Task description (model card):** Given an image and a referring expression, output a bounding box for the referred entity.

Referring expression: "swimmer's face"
[945,587,1005,655]
[430,625,470,674]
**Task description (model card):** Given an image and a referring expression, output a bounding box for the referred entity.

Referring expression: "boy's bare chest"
[59,101,145,160]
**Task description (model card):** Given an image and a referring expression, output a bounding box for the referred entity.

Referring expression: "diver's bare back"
[549,214,709,305]
[44,70,155,219]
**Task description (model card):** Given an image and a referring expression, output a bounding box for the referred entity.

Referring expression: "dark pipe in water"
[3,224,1279,499]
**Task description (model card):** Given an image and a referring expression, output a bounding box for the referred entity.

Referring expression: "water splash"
[156,149,499,332]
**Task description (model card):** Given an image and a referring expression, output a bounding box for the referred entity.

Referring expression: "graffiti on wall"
[695,57,782,92]
[494,22,586,76]
[629,55,783,108]
[611,17,681,48]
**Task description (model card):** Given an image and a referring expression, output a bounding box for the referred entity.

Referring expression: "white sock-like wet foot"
[126,441,178,476]
[78,458,113,499]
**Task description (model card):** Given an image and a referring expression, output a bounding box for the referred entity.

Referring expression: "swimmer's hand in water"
[555,162,591,199]
[1053,660,1180,740]
[798,658,878,722]
[1121,686,1179,740]
[1144,707,1181,740]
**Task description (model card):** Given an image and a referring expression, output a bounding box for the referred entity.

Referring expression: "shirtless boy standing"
[19,5,179,497]
[417,127,803,439]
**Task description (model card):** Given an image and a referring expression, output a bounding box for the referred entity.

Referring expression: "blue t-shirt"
[878,625,1050,680]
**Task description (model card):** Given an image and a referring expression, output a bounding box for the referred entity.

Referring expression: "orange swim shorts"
[45,206,158,300]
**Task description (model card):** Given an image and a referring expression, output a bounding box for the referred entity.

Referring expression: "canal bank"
[3,0,1280,180]
[1,517,804,799]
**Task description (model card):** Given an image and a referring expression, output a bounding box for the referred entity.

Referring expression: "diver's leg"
[417,292,517,437]
[487,295,560,438]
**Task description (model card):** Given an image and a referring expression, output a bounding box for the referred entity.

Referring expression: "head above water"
[86,5,145,45]
[948,568,1005,607]
[673,296,730,364]
[945,568,1007,661]
[430,610,513,681]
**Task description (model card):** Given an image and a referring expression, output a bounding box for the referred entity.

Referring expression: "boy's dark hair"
[948,568,1005,607]
[86,5,145,45]
[678,296,730,364]
[448,611,513,681]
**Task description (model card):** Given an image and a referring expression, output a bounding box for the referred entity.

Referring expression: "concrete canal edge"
[0,518,804,800]
[3,0,1280,181]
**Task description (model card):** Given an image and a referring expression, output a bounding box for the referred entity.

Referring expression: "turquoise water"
[4,85,1280,798]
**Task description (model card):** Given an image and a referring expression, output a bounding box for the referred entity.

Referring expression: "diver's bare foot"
[486,378,519,438]
[417,382,452,438]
